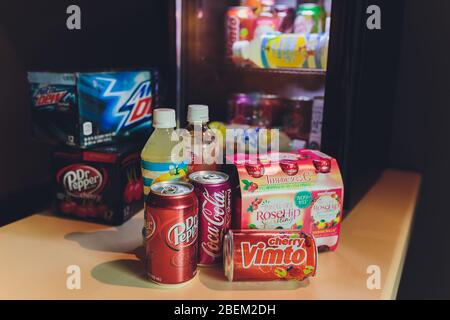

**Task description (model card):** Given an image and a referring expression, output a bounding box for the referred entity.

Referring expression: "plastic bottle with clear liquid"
[141,108,188,196]
[185,104,219,173]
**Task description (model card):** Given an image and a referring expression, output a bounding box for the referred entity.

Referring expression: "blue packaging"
[28,70,158,148]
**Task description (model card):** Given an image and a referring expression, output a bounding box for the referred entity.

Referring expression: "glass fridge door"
[179,0,332,151]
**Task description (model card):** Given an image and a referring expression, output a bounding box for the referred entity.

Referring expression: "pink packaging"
[228,150,344,251]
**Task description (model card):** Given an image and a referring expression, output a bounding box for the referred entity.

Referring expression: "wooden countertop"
[0,170,421,300]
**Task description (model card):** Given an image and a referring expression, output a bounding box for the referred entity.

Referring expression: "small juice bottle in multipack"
[308,155,343,251]
[141,108,188,196]
[185,104,219,173]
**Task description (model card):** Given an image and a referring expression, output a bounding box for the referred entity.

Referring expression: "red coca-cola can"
[189,171,232,266]
[226,6,256,58]
[144,181,199,286]
[223,230,317,282]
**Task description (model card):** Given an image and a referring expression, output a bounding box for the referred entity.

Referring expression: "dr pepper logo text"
[166,216,198,251]
[57,165,107,197]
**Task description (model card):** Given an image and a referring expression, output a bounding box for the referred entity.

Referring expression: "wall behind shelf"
[0,29,52,200]
[0,0,174,225]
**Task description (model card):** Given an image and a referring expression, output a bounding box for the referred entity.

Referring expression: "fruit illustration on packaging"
[124,168,143,203]
[303,266,315,275]
[153,165,187,184]
[316,220,328,230]
[242,180,259,193]
[332,216,341,227]
[247,197,263,213]
[134,178,144,200]
[124,183,134,203]
[59,200,77,214]
[85,203,98,217]
[286,265,304,279]
[274,267,287,278]
[74,205,89,218]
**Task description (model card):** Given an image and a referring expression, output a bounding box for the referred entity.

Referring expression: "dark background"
[0,0,449,299]
[392,0,450,299]
[0,0,175,224]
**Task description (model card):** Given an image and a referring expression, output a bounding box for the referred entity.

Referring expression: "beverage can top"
[189,171,229,185]
[289,96,313,102]
[228,6,253,13]
[153,108,176,128]
[150,181,194,196]
[259,94,279,100]
[187,104,209,123]
[261,0,275,7]
[298,3,323,14]
[274,4,289,12]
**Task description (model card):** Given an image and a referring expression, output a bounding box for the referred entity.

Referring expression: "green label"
[295,191,312,209]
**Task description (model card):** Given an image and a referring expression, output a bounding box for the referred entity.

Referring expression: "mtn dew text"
[28,70,159,148]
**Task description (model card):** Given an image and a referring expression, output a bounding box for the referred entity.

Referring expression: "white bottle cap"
[187,104,209,123]
[325,16,331,34]
[232,41,250,60]
[153,108,176,128]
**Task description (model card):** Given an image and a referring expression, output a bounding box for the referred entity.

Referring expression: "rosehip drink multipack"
[228,150,343,251]
[52,142,144,225]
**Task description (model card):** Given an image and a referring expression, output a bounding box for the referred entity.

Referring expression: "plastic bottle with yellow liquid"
[141,108,188,196]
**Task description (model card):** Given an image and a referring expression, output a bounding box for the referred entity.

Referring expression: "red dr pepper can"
[189,171,232,266]
[144,181,199,286]
[223,230,318,282]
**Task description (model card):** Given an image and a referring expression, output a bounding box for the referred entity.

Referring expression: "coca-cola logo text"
[200,188,231,258]
[167,216,198,250]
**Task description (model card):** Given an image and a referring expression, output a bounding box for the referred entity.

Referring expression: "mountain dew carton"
[28,70,158,148]
[228,150,343,251]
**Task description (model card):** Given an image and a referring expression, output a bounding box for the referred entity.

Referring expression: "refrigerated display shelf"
[224,64,327,78]
[220,64,327,95]
[0,170,420,299]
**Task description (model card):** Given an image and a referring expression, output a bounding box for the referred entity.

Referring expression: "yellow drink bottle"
[141,108,188,196]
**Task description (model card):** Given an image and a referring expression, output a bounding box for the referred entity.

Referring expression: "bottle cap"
[232,41,250,60]
[187,104,209,123]
[153,108,176,128]
[325,16,331,34]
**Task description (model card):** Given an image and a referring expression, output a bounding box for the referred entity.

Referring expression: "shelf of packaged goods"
[224,64,327,78]
[0,169,420,300]
[220,65,327,95]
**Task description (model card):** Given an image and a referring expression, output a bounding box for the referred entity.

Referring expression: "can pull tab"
[161,185,178,195]
[204,173,220,180]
